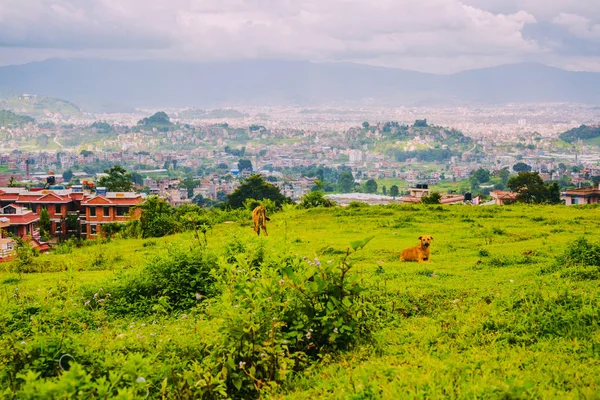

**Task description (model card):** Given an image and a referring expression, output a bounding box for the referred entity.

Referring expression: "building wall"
[83,205,141,239]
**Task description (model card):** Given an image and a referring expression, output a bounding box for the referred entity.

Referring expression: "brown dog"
[251,205,270,236]
[400,235,433,262]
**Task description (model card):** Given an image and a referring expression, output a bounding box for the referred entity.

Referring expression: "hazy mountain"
[0,59,599,110]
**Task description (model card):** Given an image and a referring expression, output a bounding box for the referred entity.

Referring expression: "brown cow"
[252,205,270,236]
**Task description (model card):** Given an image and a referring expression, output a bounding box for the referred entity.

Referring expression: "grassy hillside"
[0,109,35,127]
[0,95,82,120]
[1,204,600,398]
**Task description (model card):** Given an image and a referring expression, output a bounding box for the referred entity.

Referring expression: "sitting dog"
[400,235,433,262]
[251,205,270,236]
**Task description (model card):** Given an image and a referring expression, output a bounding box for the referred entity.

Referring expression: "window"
[572,197,578,205]
[89,207,96,217]
[90,224,97,235]
[104,207,110,217]
[116,206,129,216]
[55,205,61,214]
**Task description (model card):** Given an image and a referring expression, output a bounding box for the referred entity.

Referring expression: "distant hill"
[136,111,175,131]
[0,109,35,127]
[0,94,82,119]
[559,124,600,143]
[0,59,599,108]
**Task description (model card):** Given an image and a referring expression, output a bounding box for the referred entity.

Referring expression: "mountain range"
[0,59,599,111]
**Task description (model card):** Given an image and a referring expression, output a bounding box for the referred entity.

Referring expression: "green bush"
[99,246,218,316]
[557,237,600,267]
[298,191,336,209]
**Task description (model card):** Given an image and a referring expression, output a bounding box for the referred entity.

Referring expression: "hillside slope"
[1,204,599,398]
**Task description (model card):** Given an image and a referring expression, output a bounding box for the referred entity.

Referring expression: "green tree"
[547,182,562,204]
[238,159,253,172]
[472,168,490,183]
[364,179,378,194]
[226,174,288,209]
[338,171,355,193]
[62,169,73,183]
[40,208,51,240]
[513,162,532,173]
[414,119,428,127]
[97,165,134,192]
[382,185,387,195]
[498,168,510,186]
[390,185,399,198]
[182,177,197,198]
[421,191,442,204]
[130,171,143,186]
[508,172,548,204]
[362,121,370,129]
[139,196,179,238]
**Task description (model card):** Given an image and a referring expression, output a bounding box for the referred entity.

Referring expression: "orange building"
[80,192,144,238]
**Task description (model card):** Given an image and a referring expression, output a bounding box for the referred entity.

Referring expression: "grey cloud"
[0,0,597,72]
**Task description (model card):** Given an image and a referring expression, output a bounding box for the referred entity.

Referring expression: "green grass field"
[1,204,600,398]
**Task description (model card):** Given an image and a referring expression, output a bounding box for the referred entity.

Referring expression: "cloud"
[553,13,600,40]
[4,0,599,73]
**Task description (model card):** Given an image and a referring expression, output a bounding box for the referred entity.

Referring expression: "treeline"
[391,148,458,162]
[0,109,35,126]
[559,125,600,143]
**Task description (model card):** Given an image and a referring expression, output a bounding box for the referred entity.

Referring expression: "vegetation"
[508,172,562,204]
[226,174,290,209]
[513,162,532,173]
[559,124,600,143]
[1,203,599,398]
[137,112,174,131]
[97,165,134,192]
[0,109,35,126]
[90,121,112,133]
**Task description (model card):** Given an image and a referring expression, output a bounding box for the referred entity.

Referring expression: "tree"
[547,182,562,204]
[62,169,73,183]
[182,177,197,198]
[382,185,387,195]
[80,150,94,157]
[40,208,51,241]
[390,185,399,198]
[97,165,134,192]
[338,171,355,193]
[414,119,428,127]
[238,159,253,172]
[421,192,442,204]
[498,168,510,186]
[512,162,532,173]
[507,172,550,204]
[130,171,143,186]
[472,168,490,183]
[226,174,289,209]
[362,122,370,129]
[364,179,378,194]
[139,196,179,238]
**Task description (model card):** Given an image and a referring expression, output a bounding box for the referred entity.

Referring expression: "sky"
[0,0,599,73]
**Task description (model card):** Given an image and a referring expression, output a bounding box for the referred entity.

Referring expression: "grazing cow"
[252,205,270,236]
[400,235,433,262]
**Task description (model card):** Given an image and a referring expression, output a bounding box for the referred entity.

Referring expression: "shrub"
[556,237,600,268]
[99,246,218,316]
[298,191,336,209]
